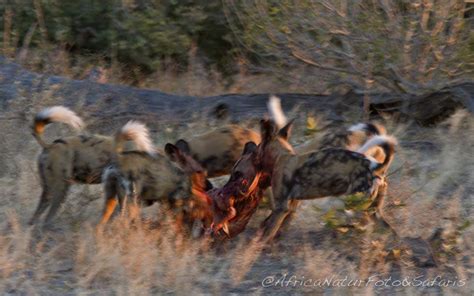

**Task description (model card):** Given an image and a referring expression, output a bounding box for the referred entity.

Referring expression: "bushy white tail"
[267,95,287,129]
[358,135,397,174]
[357,135,397,154]
[33,106,85,147]
[115,121,155,155]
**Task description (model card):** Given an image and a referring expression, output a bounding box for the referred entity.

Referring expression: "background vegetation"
[1,0,473,93]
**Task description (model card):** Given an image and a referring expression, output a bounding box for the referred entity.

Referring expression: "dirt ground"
[0,103,472,295]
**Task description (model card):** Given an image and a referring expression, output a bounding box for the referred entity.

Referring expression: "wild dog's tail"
[357,135,397,175]
[32,106,85,148]
[115,121,155,155]
[348,122,386,136]
[267,95,287,129]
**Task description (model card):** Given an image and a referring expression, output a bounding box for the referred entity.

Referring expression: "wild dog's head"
[223,141,262,198]
[207,141,263,236]
[166,142,202,174]
[257,118,295,174]
[163,142,214,229]
[165,142,213,206]
[206,120,296,236]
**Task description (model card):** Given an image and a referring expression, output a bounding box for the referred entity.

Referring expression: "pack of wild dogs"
[29,96,397,243]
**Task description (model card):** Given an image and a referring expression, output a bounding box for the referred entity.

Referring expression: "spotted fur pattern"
[99,131,213,229]
[257,120,397,242]
[206,120,392,237]
[295,122,387,156]
[173,125,261,177]
[267,95,386,160]
[30,107,117,225]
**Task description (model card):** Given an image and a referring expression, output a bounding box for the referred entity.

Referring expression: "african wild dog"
[263,96,388,209]
[30,106,118,225]
[171,125,261,177]
[99,121,213,231]
[207,119,397,240]
[256,119,397,242]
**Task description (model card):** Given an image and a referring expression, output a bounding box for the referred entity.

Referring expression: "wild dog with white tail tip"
[100,121,213,232]
[256,119,397,242]
[263,95,389,210]
[30,106,118,225]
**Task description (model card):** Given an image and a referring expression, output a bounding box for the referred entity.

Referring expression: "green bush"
[0,0,235,73]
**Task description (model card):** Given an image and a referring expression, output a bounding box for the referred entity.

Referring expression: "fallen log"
[0,56,472,130]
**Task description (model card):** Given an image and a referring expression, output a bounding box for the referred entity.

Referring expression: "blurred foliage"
[0,0,472,89]
[322,208,344,229]
[321,193,378,232]
[224,0,474,93]
[0,0,235,73]
[344,193,373,212]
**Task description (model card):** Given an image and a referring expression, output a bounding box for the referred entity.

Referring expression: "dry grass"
[12,47,310,96]
[0,83,473,295]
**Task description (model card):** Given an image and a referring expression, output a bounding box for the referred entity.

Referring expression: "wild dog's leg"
[261,168,286,228]
[122,181,141,221]
[99,198,118,225]
[260,169,292,242]
[264,188,275,210]
[30,154,53,225]
[366,177,387,219]
[117,182,127,216]
[128,193,141,222]
[277,199,300,234]
[41,150,74,226]
[260,209,290,243]
[99,178,119,225]
[117,192,126,216]
[43,181,70,225]
[368,179,397,234]
[372,179,387,218]
[368,176,383,202]
[98,168,123,226]
[29,189,50,225]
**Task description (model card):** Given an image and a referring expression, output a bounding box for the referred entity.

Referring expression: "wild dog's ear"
[260,119,277,143]
[165,143,182,162]
[167,142,206,174]
[205,179,214,191]
[175,139,191,154]
[278,118,295,141]
[242,141,257,155]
